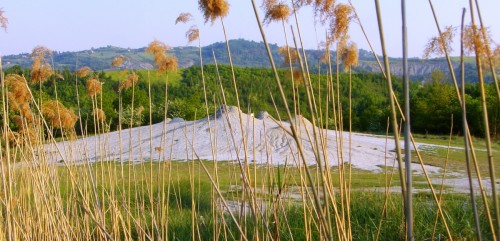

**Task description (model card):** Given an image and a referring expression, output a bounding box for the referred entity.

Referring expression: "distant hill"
[2,39,485,82]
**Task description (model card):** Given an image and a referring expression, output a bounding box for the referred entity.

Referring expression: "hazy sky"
[0,0,498,58]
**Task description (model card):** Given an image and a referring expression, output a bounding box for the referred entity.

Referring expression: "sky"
[0,0,498,58]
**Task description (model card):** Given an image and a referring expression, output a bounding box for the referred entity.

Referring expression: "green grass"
[412,133,500,176]
[41,161,495,240]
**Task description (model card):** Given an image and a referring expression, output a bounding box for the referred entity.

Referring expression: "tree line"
[2,64,499,140]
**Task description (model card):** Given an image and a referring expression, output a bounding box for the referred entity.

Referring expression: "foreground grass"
[412,134,500,177]
[4,160,493,240]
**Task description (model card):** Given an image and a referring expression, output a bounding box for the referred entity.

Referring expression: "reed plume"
[10,114,38,146]
[186,26,200,43]
[0,7,8,31]
[92,108,106,122]
[198,0,229,23]
[175,12,193,24]
[341,42,358,71]
[329,3,352,42]
[294,0,313,9]
[111,55,125,68]
[75,67,91,78]
[279,45,299,65]
[5,74,31,111]
[464,25,490,56]
[86,77,102,97]
[19,104,34,123]
[30,46,53,84]
[423,26,456,59]
[493,45,500,68]
[146,40,178,74]
[5,74,35,124]
[464,25,498,72]
[264,2,291,24]
[119,72,139,91]
[315,0,336,23]
[42,100,78,129]
[293,69,304,86]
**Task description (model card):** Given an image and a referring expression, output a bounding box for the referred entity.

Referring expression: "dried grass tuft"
[30,46,53,84]
[329,3,352,42]
[423,26,455,59]
[295,0,313,9]
[111,56,125,67]
[315,0,336,23]
[93,108,106,122]
[264,2,291,24]
[493,45,500,68]
[341,42,358,71]
[463,25,491,57]
[319,41,331,64]
[11,115,38,145]
[198,0,229,23]
[146,40,178,74]
[42,100,78,129]
[86,77,102,97]
[5,74,31,107]
[0,8,8,31]
[176,12,193,24]
[31,46,51,59]
[19,104,34,123]
[186,25,200,43]
[75,67,91,78]
[293,70,304,86]
[279,45,299,65]
[119,72,139,91]
[30,58,53,84]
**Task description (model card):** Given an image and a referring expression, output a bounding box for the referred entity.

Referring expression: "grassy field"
[4,160,491,240]
[412,134,500,177]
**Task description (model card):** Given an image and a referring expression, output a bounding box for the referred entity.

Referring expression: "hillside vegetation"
[4,64,499,138]
[3,39,491,82]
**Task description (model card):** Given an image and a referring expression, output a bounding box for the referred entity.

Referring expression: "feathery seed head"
[146,40,171,55]
[30,46,53,84]
[423,26,455,59]
[31,46,51,59]
[42,100,78,129]
[30,58,53,84]
[262,0,277,11]
[86,77,102,97]
[264,2,291,24]
[5,74,31,110]
[198,0,229,23]
[493,45,500,68]
[176,12,193,24]
[315,0,336,24]
[93,108,106,122]
[76,67,91,78]
[464,25,493,62]
[20,104,34,123]
[279,45,299,65]
[341,42,358,71]
[119,72,139,91]
[146,40,178,74]
[111,55,125,67]
[0,8,8,32]
[293,70,304,86]
[329,3,352,42]
[186,25,200,43]
[295,0,313,9]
